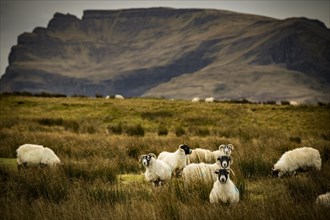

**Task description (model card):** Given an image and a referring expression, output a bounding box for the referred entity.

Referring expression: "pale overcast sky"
[1,0,329,77]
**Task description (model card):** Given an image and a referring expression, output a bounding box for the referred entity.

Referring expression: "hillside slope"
[0,8,329,102]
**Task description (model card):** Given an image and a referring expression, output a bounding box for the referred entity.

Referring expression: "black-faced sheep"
[158,144,192,177]
[139,153,172,186]
[209,168,239,204]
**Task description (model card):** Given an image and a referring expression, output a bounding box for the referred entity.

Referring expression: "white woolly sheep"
[139,153,172,186]
[16,144,61,169]
[192,97,200,103]
[189,145,234,164]
[316,192,330,207]
[209,168,239,204]
[182,155,233,183]
[189,148,215,163]
[115,94,124,99]
[205,97,214,103]
[158,144,192,177]
[272,147,321,178]
[213,144,234,158]
[182,162,220,183]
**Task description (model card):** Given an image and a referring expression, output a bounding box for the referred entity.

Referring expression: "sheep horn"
[228,168,236,176]
[219,144,226,150]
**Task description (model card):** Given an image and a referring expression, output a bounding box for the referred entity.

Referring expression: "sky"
[1,0,329,78]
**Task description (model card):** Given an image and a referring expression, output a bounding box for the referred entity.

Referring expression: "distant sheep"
[316,192,330,207]
[192,97,200,103]
[209,168,239,204]
[205,97,214,103]
[16,144,61,169]
[272,147,321,177]
[115,94,124,99]
[139,153,172,186]
[158,144,192,177]
[289,101,298,106]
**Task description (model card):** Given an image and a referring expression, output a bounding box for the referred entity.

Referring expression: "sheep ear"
[219,144,226,150]
[228,156,232,161]
[139,155,145,163]
[228,144,234,150]
[148,153,156,159]
[214,169,219,174]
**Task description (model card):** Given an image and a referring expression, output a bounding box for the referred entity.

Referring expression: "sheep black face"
[180,144,192,155]
[139,153,156,167]
[215,169,229,183]
[218,155,232,168]
[271,167,280,177]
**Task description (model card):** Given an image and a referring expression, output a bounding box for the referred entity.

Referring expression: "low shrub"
[126,124,145,137]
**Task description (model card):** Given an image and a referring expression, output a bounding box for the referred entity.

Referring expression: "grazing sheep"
[192,97,200,103]
[182,162,221,183]
[139,153,172,186]
[209,168,239,204]
[16,144,61,169]
[272,147,321,178]
[205,97,214,103]
[316,192,330,207]
[158,144,192,177]
[115,94,124,99]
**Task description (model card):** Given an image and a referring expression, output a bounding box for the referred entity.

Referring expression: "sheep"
[139,153,172,186]
[182,155,233,183]
[272,147,321,178]
[189,145,234,164]
[289,101,299,106]
[213,144,234,157]
[205,97,214,103]
[209,168,239,204]
[182,162,221,183]
[16,144,61,169]
[218,155,233,169]
[192,97,200,103]
[158,144,192,177]
[316,192,330,207]
[189,148,215,163]
[115,94,124,99]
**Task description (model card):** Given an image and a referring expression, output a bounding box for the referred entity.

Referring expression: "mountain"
[1,8,329,103]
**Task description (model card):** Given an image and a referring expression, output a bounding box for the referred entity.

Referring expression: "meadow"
[0,94,329,220]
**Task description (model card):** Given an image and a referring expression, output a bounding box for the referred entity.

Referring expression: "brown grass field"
[0,95,329,219]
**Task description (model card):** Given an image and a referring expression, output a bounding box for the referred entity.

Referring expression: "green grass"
[0,95,329,219]
[0,158,17,170]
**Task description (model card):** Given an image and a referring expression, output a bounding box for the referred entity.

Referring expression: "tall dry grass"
[0,95,329,219]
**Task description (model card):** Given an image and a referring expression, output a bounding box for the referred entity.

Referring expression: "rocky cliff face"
[1,8,329,102]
